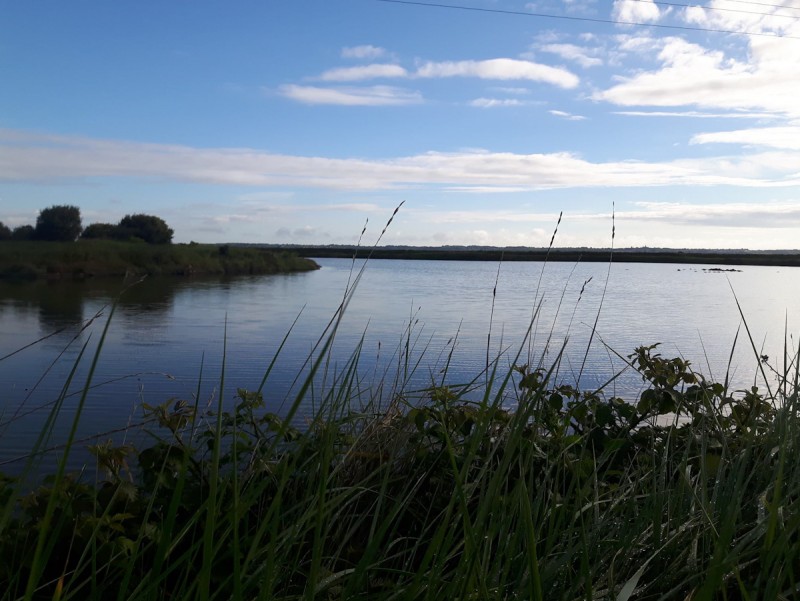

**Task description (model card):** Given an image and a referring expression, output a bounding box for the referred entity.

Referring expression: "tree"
[11,225,35,241]
[0,222,10,241]
[117,214,173,244]
[34,205,82,241]
[81,222,120,240]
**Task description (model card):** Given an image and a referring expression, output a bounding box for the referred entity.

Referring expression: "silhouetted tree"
[117,214,173,244]
[11,225,35,241]
[34,205,82,241]
[81,222,120,240]
[0,222,10,241]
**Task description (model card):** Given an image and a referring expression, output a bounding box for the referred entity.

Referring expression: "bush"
[0,222,10,241]
[81,222,120,240]
[11,225,35,241]
[118,214,174,244]
[34,205,82,241]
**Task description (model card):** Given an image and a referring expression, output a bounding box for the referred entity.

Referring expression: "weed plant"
[1,224,799,599]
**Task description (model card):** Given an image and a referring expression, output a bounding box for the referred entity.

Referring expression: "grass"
[1,236,800,600]
[0,240,319,280]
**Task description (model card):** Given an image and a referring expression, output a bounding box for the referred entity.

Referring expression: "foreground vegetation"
[1,282,799,600]
[0,240,318,280]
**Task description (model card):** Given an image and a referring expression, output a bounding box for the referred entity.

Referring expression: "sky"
[1,0,799,249]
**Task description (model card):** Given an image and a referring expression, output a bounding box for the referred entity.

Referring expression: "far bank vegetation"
[0,205,318,280]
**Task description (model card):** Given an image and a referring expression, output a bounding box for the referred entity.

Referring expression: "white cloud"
[2,129,799,193]
[612,0,664,24]
[318,64,408,81]
[691,126,800,150]
[275,225,321,238]
[614,110,778,119]
[617,201,800,227]
[549,109,587,121]
[594,36,800,117]
[341,45,386,60]
[245,202,383,214]
[415,58,579,89]
[470,98,526,108]
[537,43,603,68]
[682,1,798,37]
[615,34,662,53]
[490,86,531,95]
[278,84,422,106]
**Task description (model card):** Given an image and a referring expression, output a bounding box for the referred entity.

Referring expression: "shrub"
[11,225,35,241]
[118,214,174,244]
[81,222,120,240]
[34,205,82,241]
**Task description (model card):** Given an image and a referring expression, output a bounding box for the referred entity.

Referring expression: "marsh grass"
[1,223,800,599]
[0,240,318,280]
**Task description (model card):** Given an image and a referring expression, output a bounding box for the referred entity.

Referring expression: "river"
[1,257,798,472]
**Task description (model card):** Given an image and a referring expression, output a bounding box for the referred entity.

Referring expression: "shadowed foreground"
[1,318,798,600]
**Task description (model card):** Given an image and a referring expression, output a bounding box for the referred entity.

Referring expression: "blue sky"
[1,0,799,249]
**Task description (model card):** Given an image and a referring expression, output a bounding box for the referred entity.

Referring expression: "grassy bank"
[0,240,319,280]
[1,288,799,600]
[280,245,800,267]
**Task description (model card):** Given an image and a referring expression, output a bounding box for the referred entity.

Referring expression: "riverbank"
[1,337,798,599]
[278,244,800,267]
[0,240,319,280]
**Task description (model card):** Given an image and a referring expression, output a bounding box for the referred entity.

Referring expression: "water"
[1,258,799,473]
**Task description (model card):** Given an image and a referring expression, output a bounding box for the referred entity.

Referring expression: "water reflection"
[0,276,195,335]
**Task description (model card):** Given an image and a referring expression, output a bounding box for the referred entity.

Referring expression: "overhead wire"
[370,0,800,39]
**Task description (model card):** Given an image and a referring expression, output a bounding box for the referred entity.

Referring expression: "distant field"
[267,245,800,267]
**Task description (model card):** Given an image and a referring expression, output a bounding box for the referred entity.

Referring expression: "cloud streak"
[1,129,798,192]
[318,64,408,82]
[537,43,603,68]
[281,56,581,106]
[341,45,386,60]
[615,201,800,227]
[415,58,579,88]
[691,125,800,150]
[278,84,422,106]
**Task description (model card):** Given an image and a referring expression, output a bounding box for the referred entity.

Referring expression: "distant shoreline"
[260,245,800,268]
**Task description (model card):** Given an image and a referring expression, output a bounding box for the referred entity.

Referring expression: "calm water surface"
[1,258,799,472]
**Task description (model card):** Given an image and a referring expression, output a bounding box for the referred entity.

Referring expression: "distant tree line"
[0,205,174,244]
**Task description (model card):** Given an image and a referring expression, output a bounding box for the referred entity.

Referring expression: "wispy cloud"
[286,57,579,106]
[318,64,408,82]
[489,86,531,95]
[341,45,387,60]
[277,84,422,106]
[275,225,327,238]
[691,126,800,150]
[2,129,798,192]
[537,43,602,68]
[612,0,666,24]
[616,201,800,227]
[614,110,778,119]
[415,58,579,88]
[241,201,384,214]
[470,98,526,108]
[549,109,586,121]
